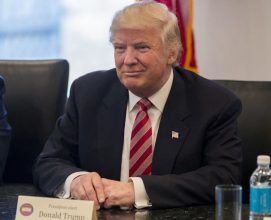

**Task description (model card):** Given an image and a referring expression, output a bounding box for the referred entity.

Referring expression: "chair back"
[214,80,271,203]
[0,59,69,183]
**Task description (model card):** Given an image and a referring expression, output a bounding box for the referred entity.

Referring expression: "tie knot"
[138,98,152,111]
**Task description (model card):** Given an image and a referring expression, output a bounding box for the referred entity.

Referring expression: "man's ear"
[167,50,178,65]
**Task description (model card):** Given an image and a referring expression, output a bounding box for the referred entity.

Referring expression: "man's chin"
[125,84,151,97]
[123,83,142,94]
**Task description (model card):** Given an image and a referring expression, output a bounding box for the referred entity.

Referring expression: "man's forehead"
[111,28,161,43]
[112,38,150,44]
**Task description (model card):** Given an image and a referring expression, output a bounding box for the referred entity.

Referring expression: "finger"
[81,176,101,209]
[103,194,121,209]
[103,201,111,209]
[101,178,111,200]
[92,174,106,203]
[103,197,113,209]
[71,174,100,209]
[82,183,101,210]
[70,177,86,199]
[71,183,88,200]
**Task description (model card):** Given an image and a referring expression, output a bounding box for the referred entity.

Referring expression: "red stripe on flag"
[155,0,199,73]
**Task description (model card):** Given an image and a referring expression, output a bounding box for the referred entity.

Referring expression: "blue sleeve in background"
[0,76,11,184]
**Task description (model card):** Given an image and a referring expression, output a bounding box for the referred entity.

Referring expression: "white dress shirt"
[56,69,173,209]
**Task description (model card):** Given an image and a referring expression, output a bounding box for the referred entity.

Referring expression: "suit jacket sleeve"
[0,76,11,184]
[33,70,127,196]
[33,79,84,195]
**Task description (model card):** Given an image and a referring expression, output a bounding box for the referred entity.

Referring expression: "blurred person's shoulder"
[0,76,6,94]
[0,76,5,89]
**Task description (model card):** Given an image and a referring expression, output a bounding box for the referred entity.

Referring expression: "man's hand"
[102,178,135,208]
[70,172,105,210]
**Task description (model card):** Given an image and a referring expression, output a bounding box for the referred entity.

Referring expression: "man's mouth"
[123,70,143,77]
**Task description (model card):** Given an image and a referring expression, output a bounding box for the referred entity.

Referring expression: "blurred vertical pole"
[155,0,199,73]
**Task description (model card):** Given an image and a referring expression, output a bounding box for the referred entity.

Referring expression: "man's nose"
[123,48,138,65]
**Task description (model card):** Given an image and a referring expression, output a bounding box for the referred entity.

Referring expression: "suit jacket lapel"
[152,70,190,175]
[97,77,128,180]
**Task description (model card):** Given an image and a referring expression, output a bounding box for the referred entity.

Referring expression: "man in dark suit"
[0,76,11,184]
[33,1,242,209]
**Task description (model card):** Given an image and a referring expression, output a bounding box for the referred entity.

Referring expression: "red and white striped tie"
[129,98,152,177]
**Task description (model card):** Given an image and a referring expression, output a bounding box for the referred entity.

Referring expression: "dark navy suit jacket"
[0,76,11,184]
[33,67,242,208]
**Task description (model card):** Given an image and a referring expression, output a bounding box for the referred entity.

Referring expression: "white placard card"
[16,196,97,220]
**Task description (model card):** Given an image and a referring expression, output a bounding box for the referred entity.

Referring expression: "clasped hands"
[70,172,135,210]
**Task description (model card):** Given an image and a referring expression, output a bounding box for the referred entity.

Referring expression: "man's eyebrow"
[112,42,124,45]
[133,41,151,46]
[134,42,147,44]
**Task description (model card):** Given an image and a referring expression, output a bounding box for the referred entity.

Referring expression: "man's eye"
[114,46,125,53]
[137,45,149,52]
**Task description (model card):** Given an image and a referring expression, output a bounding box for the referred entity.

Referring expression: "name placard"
[16,196,97,220]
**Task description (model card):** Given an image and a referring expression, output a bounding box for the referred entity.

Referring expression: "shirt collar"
[128,68,174,112]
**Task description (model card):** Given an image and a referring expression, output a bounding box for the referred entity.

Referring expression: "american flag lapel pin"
[171,131,179,139]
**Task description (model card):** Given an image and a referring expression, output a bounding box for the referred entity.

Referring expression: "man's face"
[112,28,175,97]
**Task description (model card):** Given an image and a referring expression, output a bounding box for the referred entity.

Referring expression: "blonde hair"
[109,0,182,64]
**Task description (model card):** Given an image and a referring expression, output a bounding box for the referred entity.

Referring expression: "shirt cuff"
[129,177,152,209]
[54,171,89,198]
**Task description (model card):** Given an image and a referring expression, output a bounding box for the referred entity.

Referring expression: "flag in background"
[155,0,198,73]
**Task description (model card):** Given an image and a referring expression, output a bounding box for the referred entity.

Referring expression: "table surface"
[0,184,250,220]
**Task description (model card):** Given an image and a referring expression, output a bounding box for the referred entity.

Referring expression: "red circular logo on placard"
[20,203,34,216]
